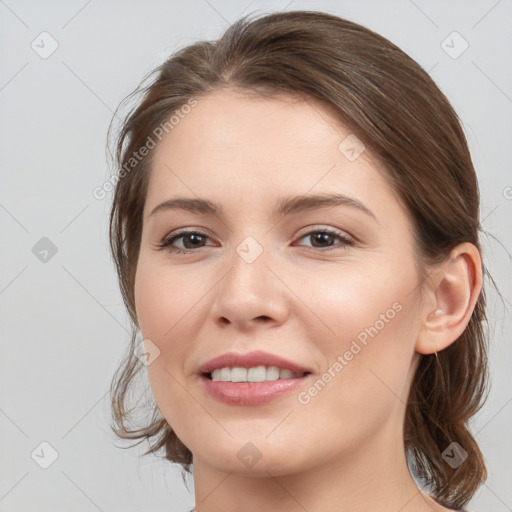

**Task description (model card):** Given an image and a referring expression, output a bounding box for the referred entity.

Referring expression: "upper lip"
[197,350,312,375]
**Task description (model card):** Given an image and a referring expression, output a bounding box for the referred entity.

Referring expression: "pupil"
[185,234,203,248]
[312,233,332,247]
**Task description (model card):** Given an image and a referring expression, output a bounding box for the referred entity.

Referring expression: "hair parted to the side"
[107,10,491,509]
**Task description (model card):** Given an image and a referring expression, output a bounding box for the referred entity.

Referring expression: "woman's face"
[134,88,426,475]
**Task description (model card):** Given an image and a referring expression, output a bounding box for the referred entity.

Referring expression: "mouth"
[198,367,314,406]
[196,350,314,405]
[202,367,311,382]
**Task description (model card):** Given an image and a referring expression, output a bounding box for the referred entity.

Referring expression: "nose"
[210,243,289,331]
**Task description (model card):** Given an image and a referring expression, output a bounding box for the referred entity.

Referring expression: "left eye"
[296,229,354,251]
[157,228,354,254]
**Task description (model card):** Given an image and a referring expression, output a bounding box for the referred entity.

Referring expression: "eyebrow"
[148,193,377,222]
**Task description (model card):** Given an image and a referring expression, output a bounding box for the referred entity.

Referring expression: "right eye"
[157,230,214,254]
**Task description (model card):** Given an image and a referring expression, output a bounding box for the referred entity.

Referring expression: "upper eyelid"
[165,225,350,238]
[295,225,352,239]
[165,228,215,243]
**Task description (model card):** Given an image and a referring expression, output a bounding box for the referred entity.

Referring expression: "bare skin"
[134,88,481,512]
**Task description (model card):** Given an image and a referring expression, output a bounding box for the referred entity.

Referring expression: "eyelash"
[157,228,355,254]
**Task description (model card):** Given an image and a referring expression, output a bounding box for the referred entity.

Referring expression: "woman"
[108,10,489,512]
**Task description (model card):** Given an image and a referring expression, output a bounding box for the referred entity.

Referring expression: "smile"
[208,366,307,382]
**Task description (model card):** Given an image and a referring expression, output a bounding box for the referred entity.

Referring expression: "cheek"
[303,263,420,408]
[134,260,202,342]
[133,261,211,426]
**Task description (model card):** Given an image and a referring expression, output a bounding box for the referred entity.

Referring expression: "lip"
[196,350,314,406]
[199,373,314,405]
[196,349,312,375]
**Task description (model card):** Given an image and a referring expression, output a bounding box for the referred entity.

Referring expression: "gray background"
[1,0,511,511]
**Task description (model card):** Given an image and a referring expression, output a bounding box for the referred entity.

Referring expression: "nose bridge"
[224,233,272,303]
[211,233,288,327]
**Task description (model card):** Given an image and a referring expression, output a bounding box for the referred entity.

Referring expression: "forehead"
[144,88,404,222]
[153,88,367,161]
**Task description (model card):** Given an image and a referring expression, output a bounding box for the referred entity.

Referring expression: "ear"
[415,242,483,355]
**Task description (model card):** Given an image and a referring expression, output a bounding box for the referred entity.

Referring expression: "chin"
[194,442,306,476]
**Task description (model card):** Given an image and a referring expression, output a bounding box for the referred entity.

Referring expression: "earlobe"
[415,243,482,355]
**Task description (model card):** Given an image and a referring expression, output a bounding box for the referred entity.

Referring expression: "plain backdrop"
[1,1,511,511]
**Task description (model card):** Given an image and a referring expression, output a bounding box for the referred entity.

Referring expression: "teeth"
[278,369,295,379]
[265,366,280,381]
[247,366,266,382]
[220,367,231,381]
[210,366,305,382]
[231,367,247,382]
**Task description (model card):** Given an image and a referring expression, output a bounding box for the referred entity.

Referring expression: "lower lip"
[199,373,312,405]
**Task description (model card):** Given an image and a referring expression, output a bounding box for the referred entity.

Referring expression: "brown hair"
[108,10,490,509]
